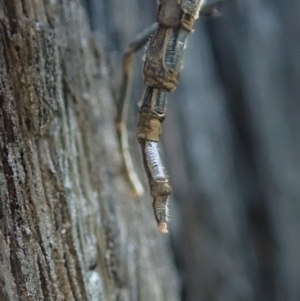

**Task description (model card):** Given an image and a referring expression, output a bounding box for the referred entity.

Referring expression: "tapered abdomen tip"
[158,222,168,234]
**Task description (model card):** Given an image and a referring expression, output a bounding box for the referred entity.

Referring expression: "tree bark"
[0,1,179,300]
[3,0,299,301]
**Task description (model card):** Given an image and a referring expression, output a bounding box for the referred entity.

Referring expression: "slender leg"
[116,23,157,198]
[199,0,233,17]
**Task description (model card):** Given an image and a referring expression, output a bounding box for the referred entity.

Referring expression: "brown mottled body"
[117,0,230,233]
[138,0,205,233]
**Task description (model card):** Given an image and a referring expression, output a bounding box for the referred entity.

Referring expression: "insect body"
[137,0,205,233]
[117,0,230,233]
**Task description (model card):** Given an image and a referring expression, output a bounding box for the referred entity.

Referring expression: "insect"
[116,0,230,233]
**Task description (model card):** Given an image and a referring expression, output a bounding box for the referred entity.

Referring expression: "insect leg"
[116,23,157,198]
[199,0,233,17]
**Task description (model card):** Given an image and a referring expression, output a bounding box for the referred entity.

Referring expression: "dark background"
[83,0,300,300]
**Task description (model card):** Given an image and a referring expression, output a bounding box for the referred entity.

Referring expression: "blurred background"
[83,0,300,300]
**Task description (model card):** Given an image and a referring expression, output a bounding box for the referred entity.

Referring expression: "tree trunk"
[3,0,300,301]
[0,1,179,300]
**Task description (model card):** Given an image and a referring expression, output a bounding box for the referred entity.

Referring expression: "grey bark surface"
[0,1,179,300]
[2,0,300,301]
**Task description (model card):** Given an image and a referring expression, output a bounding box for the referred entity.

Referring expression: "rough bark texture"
[2,0,300,301]
[0,1,179,300]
